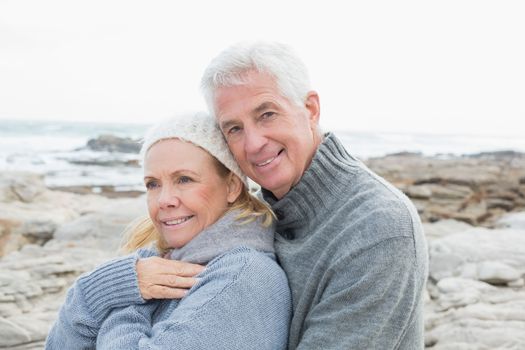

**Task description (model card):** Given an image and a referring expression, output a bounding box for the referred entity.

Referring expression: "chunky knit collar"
[262,133,360,236]
[167,209,275,264]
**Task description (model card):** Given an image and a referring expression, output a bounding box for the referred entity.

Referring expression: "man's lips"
[254,150,284,167]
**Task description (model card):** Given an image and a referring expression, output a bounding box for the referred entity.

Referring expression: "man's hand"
[136,257,205,300]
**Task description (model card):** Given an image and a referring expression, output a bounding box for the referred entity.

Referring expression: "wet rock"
[86,134,141,153]
[467,150,525,159]
[67,158,140,167]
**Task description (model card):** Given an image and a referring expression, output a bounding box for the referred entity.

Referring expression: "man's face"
[214,70,321,199]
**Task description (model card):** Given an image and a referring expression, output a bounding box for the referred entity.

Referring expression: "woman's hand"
[136,257,205,300]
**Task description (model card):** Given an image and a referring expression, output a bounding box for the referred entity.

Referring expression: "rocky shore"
[1,150,524,349]
[367,151,525,226]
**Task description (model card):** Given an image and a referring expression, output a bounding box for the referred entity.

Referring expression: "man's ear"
[304,91,320,125]
[226,173,243,204]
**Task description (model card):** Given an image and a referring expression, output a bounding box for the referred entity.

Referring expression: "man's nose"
[158,184,181,209]
[244,127,267,154]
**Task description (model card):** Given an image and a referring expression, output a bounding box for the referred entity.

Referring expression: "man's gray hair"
[200,41,311,114]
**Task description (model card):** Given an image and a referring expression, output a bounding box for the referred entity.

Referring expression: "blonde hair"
[120,160,274,255]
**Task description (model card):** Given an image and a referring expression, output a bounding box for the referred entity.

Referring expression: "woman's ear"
[226,173,243,204]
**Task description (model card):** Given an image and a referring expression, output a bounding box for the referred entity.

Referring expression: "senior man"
[199,41,428,350]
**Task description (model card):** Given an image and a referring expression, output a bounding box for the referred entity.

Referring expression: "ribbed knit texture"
[263,133,428,350]
[79,251,153,323]
[45,212,290,350]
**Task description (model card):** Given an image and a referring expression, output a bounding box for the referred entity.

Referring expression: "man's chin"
[258,180,291,199]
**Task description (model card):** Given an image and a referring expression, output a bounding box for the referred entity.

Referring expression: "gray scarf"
[167,209,275,265]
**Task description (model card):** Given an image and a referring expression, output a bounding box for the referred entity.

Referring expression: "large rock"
[0,317,32,347]
[424,219,525,349]
[0,171,147,348]
[366,152,525,225]
[0,195,144,348]
[0,170,145,257]
[429,227,525,284]
[0,242,116,348]
[496,212,525,230]
[0,201,77,257]
[422,219,473,240]
[425,300,525,349]
[3,153,525,349]
[0,172,46,203]
[86,134,141,153]
[52,196,146,250]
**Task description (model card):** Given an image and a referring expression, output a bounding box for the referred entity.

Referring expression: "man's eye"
[178,176,193,184]
[261,111,275,120]
[227,126,241,135]
[145,181,159,190]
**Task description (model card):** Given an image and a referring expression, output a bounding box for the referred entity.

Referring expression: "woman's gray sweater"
[45,210,292,349]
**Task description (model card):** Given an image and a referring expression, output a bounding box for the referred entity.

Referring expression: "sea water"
[1,119,524,193]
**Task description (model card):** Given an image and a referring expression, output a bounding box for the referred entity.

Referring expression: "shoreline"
[42,149,525,226]
[48,185,144,199]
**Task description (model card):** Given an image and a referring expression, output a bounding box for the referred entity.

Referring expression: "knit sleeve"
[45,249,155,349]
[295,237,425,350]
[78,250,153,321]
[95,247,292,350]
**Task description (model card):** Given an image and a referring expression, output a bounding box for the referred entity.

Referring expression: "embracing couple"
[46,41,428,349]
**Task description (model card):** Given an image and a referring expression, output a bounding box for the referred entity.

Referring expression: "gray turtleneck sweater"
[45,210,292,349]
[263,133,428,350]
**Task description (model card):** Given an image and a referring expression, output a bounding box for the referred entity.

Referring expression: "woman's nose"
[158,185,181,209]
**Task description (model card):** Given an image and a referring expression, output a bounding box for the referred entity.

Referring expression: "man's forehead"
[217,100,280,125]
[214,71,278,98]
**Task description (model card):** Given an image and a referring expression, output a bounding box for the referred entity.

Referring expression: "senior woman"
[45,112,291,349]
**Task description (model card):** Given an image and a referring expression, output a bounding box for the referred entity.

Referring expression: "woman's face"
[144,139,241,248]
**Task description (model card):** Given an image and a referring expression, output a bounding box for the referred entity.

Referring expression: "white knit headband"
[140,112,247,186]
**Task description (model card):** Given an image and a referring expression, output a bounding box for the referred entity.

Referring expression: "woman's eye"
[145,181,159,190]
[178,176,193,184]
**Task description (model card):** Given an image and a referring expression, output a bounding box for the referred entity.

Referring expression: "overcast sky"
[1,0,524,136]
